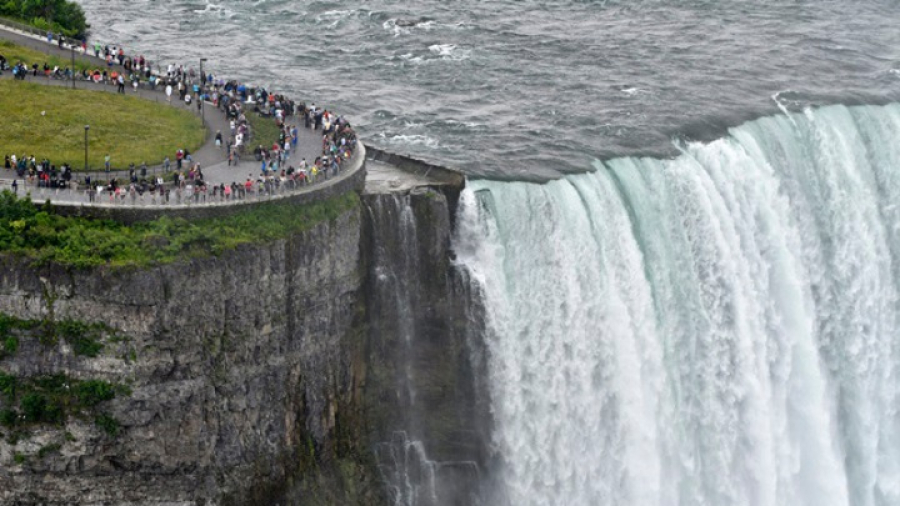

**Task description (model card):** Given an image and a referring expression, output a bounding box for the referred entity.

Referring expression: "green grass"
[0,79,205,170]
[0,39,93,74]
[246,112,283,151]
[0,189,360,268]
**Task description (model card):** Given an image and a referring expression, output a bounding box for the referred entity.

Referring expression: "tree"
[15,0,88,38]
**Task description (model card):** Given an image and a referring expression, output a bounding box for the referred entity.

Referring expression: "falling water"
[454,103,900,506]
[365,193,484,506]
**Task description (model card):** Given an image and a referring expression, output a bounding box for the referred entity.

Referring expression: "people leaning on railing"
[2,27,361,207]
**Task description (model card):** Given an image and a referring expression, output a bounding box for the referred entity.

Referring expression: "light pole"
[199,58,208,125]
[70,45,75,89]
[84,125,89,172]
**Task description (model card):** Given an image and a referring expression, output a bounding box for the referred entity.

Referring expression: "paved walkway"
[0,25,329,205]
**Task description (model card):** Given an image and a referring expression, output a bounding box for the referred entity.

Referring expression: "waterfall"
[364,192,485,506]
[454,103,900,506]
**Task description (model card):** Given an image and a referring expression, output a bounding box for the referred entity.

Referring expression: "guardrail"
[0,16,47,38]
[0,17,174,85]
[7,144,365,210]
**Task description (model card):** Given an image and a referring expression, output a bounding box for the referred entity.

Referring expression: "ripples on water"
[80,0,900,179]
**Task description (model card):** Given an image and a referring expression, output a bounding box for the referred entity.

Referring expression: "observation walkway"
[0,24,366,219]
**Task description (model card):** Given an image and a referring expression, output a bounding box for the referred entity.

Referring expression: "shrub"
[94,413,119,436]
[21,392,62,424]
[0,408,17,427]
[38,442,61,458]
[3,336,18,354]
[0,373,15,402]
[73,380,115,408]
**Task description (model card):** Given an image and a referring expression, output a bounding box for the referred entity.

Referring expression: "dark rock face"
[0,179,483,505]
[360,189,490,506]
[0,207,385,505]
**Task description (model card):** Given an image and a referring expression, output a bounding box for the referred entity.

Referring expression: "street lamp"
[83,125,89,172]
[199,58,208,125]
[70,45,75,90]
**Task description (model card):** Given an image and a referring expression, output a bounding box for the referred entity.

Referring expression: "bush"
[0,408,17,427]
[21,392,62,424]
[73,380,115,407]
[8,0,89,38]
[56,320,105,357]
[3,336,18,354]
[0,372,15,402]
[0,374,127,436]
[94,413,119,436]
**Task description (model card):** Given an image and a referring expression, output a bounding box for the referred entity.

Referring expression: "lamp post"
[70,45,75,89]
[83,125,89,172]
[199,58,208,125]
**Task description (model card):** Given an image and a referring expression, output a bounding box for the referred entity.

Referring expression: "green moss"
[13,451,26,464]
[0,189,360,268]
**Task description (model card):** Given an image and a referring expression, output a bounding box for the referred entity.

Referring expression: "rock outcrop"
[0,155,479,506]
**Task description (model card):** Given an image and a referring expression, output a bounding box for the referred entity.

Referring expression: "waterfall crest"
[454,103,900,506]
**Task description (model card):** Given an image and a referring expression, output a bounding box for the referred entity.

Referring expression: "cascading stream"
[454,103,900,506]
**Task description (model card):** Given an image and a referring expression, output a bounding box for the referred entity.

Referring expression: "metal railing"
[2,149,360,209]
[0,16,48,38]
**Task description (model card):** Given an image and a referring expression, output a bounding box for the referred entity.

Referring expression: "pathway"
[0,25,330,206]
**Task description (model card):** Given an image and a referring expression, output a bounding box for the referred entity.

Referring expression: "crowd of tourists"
[0,27,360,206]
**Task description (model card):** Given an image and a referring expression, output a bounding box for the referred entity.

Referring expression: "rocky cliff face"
[0,201,387,505]
[0,175,482,506]
[359,189,489,506]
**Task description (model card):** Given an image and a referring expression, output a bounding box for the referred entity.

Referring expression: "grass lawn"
[0,39,94,74]
[0,79,204,170]
[246,112,282,151]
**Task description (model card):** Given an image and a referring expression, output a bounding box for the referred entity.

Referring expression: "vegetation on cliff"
[0,190,360,268]
[0,78,205,170]
[0,0,88,38]
[0,372,129,438]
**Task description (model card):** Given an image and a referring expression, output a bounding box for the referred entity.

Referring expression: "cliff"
[0,198,387,504]
[0,152,481,505]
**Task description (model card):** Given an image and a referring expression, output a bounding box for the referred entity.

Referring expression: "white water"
[454,103,900,506]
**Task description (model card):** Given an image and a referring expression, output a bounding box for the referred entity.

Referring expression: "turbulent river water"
[77,1,900,505]
[80,0,900,179]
